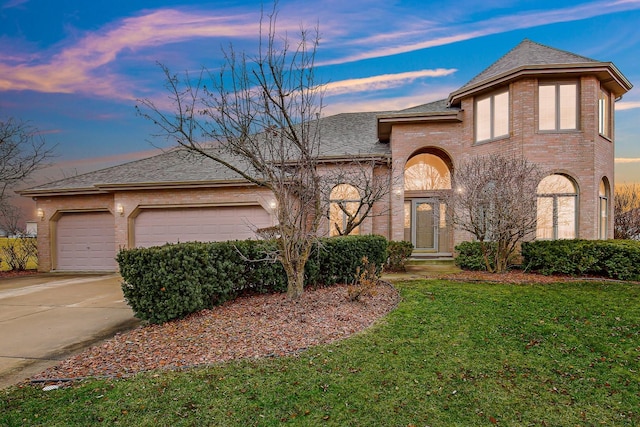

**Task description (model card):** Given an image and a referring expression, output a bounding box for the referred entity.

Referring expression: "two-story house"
[20,39,632,272]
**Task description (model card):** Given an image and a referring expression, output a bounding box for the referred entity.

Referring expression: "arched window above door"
[404,154,451,191]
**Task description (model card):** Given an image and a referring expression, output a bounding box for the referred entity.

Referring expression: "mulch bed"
[0,270,37,279]
[28,270,621,385]
[31,282,401,384]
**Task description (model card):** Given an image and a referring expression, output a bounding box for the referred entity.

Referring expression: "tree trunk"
[285,263,305,299]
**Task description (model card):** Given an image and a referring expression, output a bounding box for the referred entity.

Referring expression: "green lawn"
[2,279,639,426]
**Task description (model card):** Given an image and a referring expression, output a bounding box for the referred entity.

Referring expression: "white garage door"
[56,212,116,271]
[134,206,271,248]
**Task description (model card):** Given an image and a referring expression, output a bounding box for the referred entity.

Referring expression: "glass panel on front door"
[408,199,439,250]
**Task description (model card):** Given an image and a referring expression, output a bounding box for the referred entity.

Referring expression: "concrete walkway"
[0,274,138,389]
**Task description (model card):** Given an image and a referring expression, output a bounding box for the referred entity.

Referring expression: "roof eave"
[448,62,633,105]
[18,179,258,198]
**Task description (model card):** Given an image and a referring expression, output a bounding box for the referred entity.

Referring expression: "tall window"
[539,82,578,131]
[599,89,612,138]
[475,89,509,142]
[536,174,578,239]
[329,184,360,236]
[599,178,609,239]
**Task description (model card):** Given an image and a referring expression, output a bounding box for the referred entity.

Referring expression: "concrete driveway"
[0,274,138,389]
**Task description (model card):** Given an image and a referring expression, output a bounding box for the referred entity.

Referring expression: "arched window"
[599,178,610,239]
[536,174,578,239]
[329,184,360,236]
[404,154,451,190]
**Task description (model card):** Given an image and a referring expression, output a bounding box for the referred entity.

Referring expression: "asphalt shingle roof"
[459,39,600,91]
[397,99,457,114]
[22,111,391,193]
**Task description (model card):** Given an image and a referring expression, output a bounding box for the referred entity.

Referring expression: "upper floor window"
[538,82,578,131]
[475,89,509,142]
[599,89,612,138]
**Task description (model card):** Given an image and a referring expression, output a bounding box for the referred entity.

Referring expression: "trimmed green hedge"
[118,235,388,324]
[454,241,497,271]
[522,239,640,280]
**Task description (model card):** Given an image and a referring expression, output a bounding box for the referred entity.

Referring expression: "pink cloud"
[0,8,292,99]
[325,69,457,96]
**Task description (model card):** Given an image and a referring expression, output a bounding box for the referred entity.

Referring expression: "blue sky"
[1,0,639,185]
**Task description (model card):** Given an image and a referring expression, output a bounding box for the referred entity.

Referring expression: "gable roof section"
[377,99,462,142]
[19,111,391,196]
[448,39,632,105]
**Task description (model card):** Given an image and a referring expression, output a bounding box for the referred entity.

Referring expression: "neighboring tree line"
[614,183,640,240]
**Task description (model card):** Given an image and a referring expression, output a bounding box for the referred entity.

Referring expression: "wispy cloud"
[1,0,639,103]
[319,0,640,66]
[2,0,28,10]
[325,69,457,96]
[617,101,640,110]
[0,8,279,98]
[615,158,640,163]
[324,87,456,116]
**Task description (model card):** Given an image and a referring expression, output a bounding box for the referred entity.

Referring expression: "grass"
[2,279,639,426]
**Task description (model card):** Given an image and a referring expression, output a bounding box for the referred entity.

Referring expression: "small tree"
[448,154,545,273]
[614,183,640,239]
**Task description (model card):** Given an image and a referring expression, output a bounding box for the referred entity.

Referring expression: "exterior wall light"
[116,203,124,215]
[393,188,403,196]
[37,208,45,220]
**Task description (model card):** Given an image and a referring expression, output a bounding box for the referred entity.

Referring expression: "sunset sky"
[1,0,639,187]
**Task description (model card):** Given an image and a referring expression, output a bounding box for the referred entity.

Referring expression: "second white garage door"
[134,206,272,248]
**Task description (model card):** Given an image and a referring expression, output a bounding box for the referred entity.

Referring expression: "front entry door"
[406,199,439,250]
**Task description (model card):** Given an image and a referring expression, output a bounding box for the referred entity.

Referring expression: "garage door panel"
[56,212,116,271]
[134,206,271,248]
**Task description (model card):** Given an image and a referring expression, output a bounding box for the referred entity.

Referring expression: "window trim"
[474,87,510,143]
[537,81,580,132]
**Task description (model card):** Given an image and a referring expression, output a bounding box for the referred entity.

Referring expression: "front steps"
[404,252,459,274]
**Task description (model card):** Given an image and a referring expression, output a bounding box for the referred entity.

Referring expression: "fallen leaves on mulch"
[32,282,400,383]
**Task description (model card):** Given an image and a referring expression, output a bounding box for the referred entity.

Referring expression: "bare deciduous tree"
[326,159,392,236]
[447,154,545,273]
[1,118,55,237]
[614,183,640,240]
[1,118,55,206]
[137,6,388,299]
